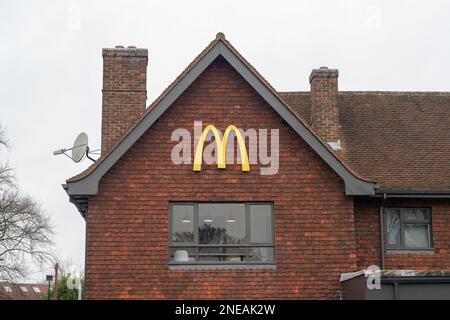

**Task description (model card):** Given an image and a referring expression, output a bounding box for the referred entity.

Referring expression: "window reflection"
[199,204,245,245]
[172,205,194,243]
[384,207,432,248]
[250,204,272,243]
[198,247,247,262]
[169,203,275,264]
[385,209,401,245]
[246,247,274,262]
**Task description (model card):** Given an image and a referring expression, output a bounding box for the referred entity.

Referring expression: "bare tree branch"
[0,124,54,282]
[0,124,9,149]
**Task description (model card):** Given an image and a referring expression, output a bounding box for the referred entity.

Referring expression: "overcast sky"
[1,0,449,282]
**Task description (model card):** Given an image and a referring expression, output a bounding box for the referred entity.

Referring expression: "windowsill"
[386,248,435,254]
[169,263,276,271]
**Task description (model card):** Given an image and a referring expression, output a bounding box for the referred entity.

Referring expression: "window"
[32,286,41,293]
[384,208,432,249]
[4,286,12,293]
[20,286,28,293]
[169,202,275,264]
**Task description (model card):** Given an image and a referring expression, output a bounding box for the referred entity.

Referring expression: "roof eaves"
[375,189,450,198]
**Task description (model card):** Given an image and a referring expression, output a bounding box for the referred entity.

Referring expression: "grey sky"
[1,0,449,281]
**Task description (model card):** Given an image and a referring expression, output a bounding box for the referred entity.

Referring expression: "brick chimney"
[101,46,148,153]
[309,67,341,149]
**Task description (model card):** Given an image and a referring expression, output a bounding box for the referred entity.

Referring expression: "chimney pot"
[115,45,125,48]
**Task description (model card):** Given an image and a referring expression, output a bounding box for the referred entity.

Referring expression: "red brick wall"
[309,67,339,142]
[101,48,147,153]
[86,57,357,299]
[355,198,450,270]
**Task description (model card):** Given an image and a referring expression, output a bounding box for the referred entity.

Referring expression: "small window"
[250,204,273,243]
[170,202,275,264]
[32,286,41,293]
[384,208,432,249]
[4,286,12,293]
[20,286,29,293]
[171,204,195,243]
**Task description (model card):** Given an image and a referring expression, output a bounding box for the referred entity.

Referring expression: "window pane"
[198,247,247,262]
[404,224,430,247]
[172,204,194,243]
[385,209,401,245]
[199,204,246,245]
[403,208,430,221]
[250,204,273,243]
[169,247,196,262]
[245,247,274,262]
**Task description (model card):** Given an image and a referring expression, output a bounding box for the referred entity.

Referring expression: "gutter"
[374,189,450,199]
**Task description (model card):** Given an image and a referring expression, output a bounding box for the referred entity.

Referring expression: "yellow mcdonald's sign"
[193,124,250,172]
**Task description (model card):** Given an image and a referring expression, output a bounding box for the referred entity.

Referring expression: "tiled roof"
[280,91,450,190]
[67,34,450,192]
[0,282,47,300]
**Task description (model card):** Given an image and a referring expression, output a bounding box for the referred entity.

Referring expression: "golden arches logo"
[193,124,250,172]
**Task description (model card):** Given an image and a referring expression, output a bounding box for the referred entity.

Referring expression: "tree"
[198,224,243,244]
[0,124,54,281]
[42,260,85,300]
[42,274,85,300]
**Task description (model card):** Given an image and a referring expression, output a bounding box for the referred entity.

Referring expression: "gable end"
[65,38,376,215]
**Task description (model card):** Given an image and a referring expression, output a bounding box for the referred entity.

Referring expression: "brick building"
[63,33,450,299]
[0,282,47,300]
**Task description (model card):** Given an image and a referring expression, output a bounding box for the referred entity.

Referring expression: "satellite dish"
[53,132,98,163]
[71,132,88,162]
